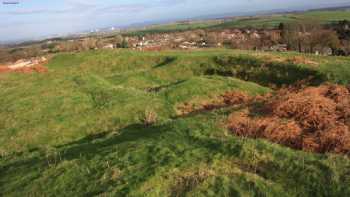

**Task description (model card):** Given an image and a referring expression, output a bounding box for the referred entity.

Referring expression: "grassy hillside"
[126,10,350,36]
[212,10,350,29]
[1,49,350,196]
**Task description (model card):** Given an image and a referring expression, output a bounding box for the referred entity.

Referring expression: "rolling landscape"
[1,1,350,197]
[125,8,350,35]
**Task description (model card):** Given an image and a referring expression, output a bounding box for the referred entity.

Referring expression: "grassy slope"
[0,49,350,196]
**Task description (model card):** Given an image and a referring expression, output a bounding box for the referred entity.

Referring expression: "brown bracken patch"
[226,84,350,154]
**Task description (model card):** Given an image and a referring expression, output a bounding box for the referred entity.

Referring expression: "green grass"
[125,20,221,36]
[302,10,350,22]
[1,49,350,196]
[211,15,296,29]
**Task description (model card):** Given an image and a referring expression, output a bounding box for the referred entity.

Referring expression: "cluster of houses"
[120,29,287,52]
[40,27,335,55]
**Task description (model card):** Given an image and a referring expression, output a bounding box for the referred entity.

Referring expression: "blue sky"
[0,0,349,42]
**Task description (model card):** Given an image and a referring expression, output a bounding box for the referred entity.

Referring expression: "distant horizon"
[1,0,350,44]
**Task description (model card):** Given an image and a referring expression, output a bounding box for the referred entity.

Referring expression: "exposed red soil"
[226,84,350,154]
[0,66,11,73]
[0,64,48,74]
[142,46,163,51]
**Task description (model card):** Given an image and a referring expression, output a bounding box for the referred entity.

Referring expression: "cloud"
[153,0,188,6]
[98,4,148,14]
[64,0,99,9]
[97,0,188,15]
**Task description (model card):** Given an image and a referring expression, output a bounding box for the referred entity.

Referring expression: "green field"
[125,20,221,36]
[1,49,350,196]
[212,10,350,29]
[125,10,350,36]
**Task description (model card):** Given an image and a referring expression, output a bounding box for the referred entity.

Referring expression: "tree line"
[279,19,350,55]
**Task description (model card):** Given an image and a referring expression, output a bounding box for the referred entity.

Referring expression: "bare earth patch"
[0,66,11,73]
[0,61,48,74]
[0,65,48,74]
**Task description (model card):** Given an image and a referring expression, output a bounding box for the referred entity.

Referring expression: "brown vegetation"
[0,64,48,74]
[224,84,350,154]
[141,109,158,126]
[287,56,319,67]
[177,91,252,116]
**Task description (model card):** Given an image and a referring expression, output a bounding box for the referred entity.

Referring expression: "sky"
[0,0,350,42]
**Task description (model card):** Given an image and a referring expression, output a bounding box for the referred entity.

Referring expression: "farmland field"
[213,10,350,29]
[1,49,350,196]
[127,10,350,35]
[125,20,221,36]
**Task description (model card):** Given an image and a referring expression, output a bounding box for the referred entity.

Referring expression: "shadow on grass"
[1,117,348,196]
[0,123,179,196]
[60,123,169,159]
[146,80,186,93]
[208,55,327,87]
[154,56,177,68]
[0,124,170,175]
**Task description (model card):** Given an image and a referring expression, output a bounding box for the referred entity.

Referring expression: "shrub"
[141,109,158,126]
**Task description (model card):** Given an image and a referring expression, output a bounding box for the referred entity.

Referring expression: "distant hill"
[122,8,350,37]
[125,4,350,32]
[310,5,350,12]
